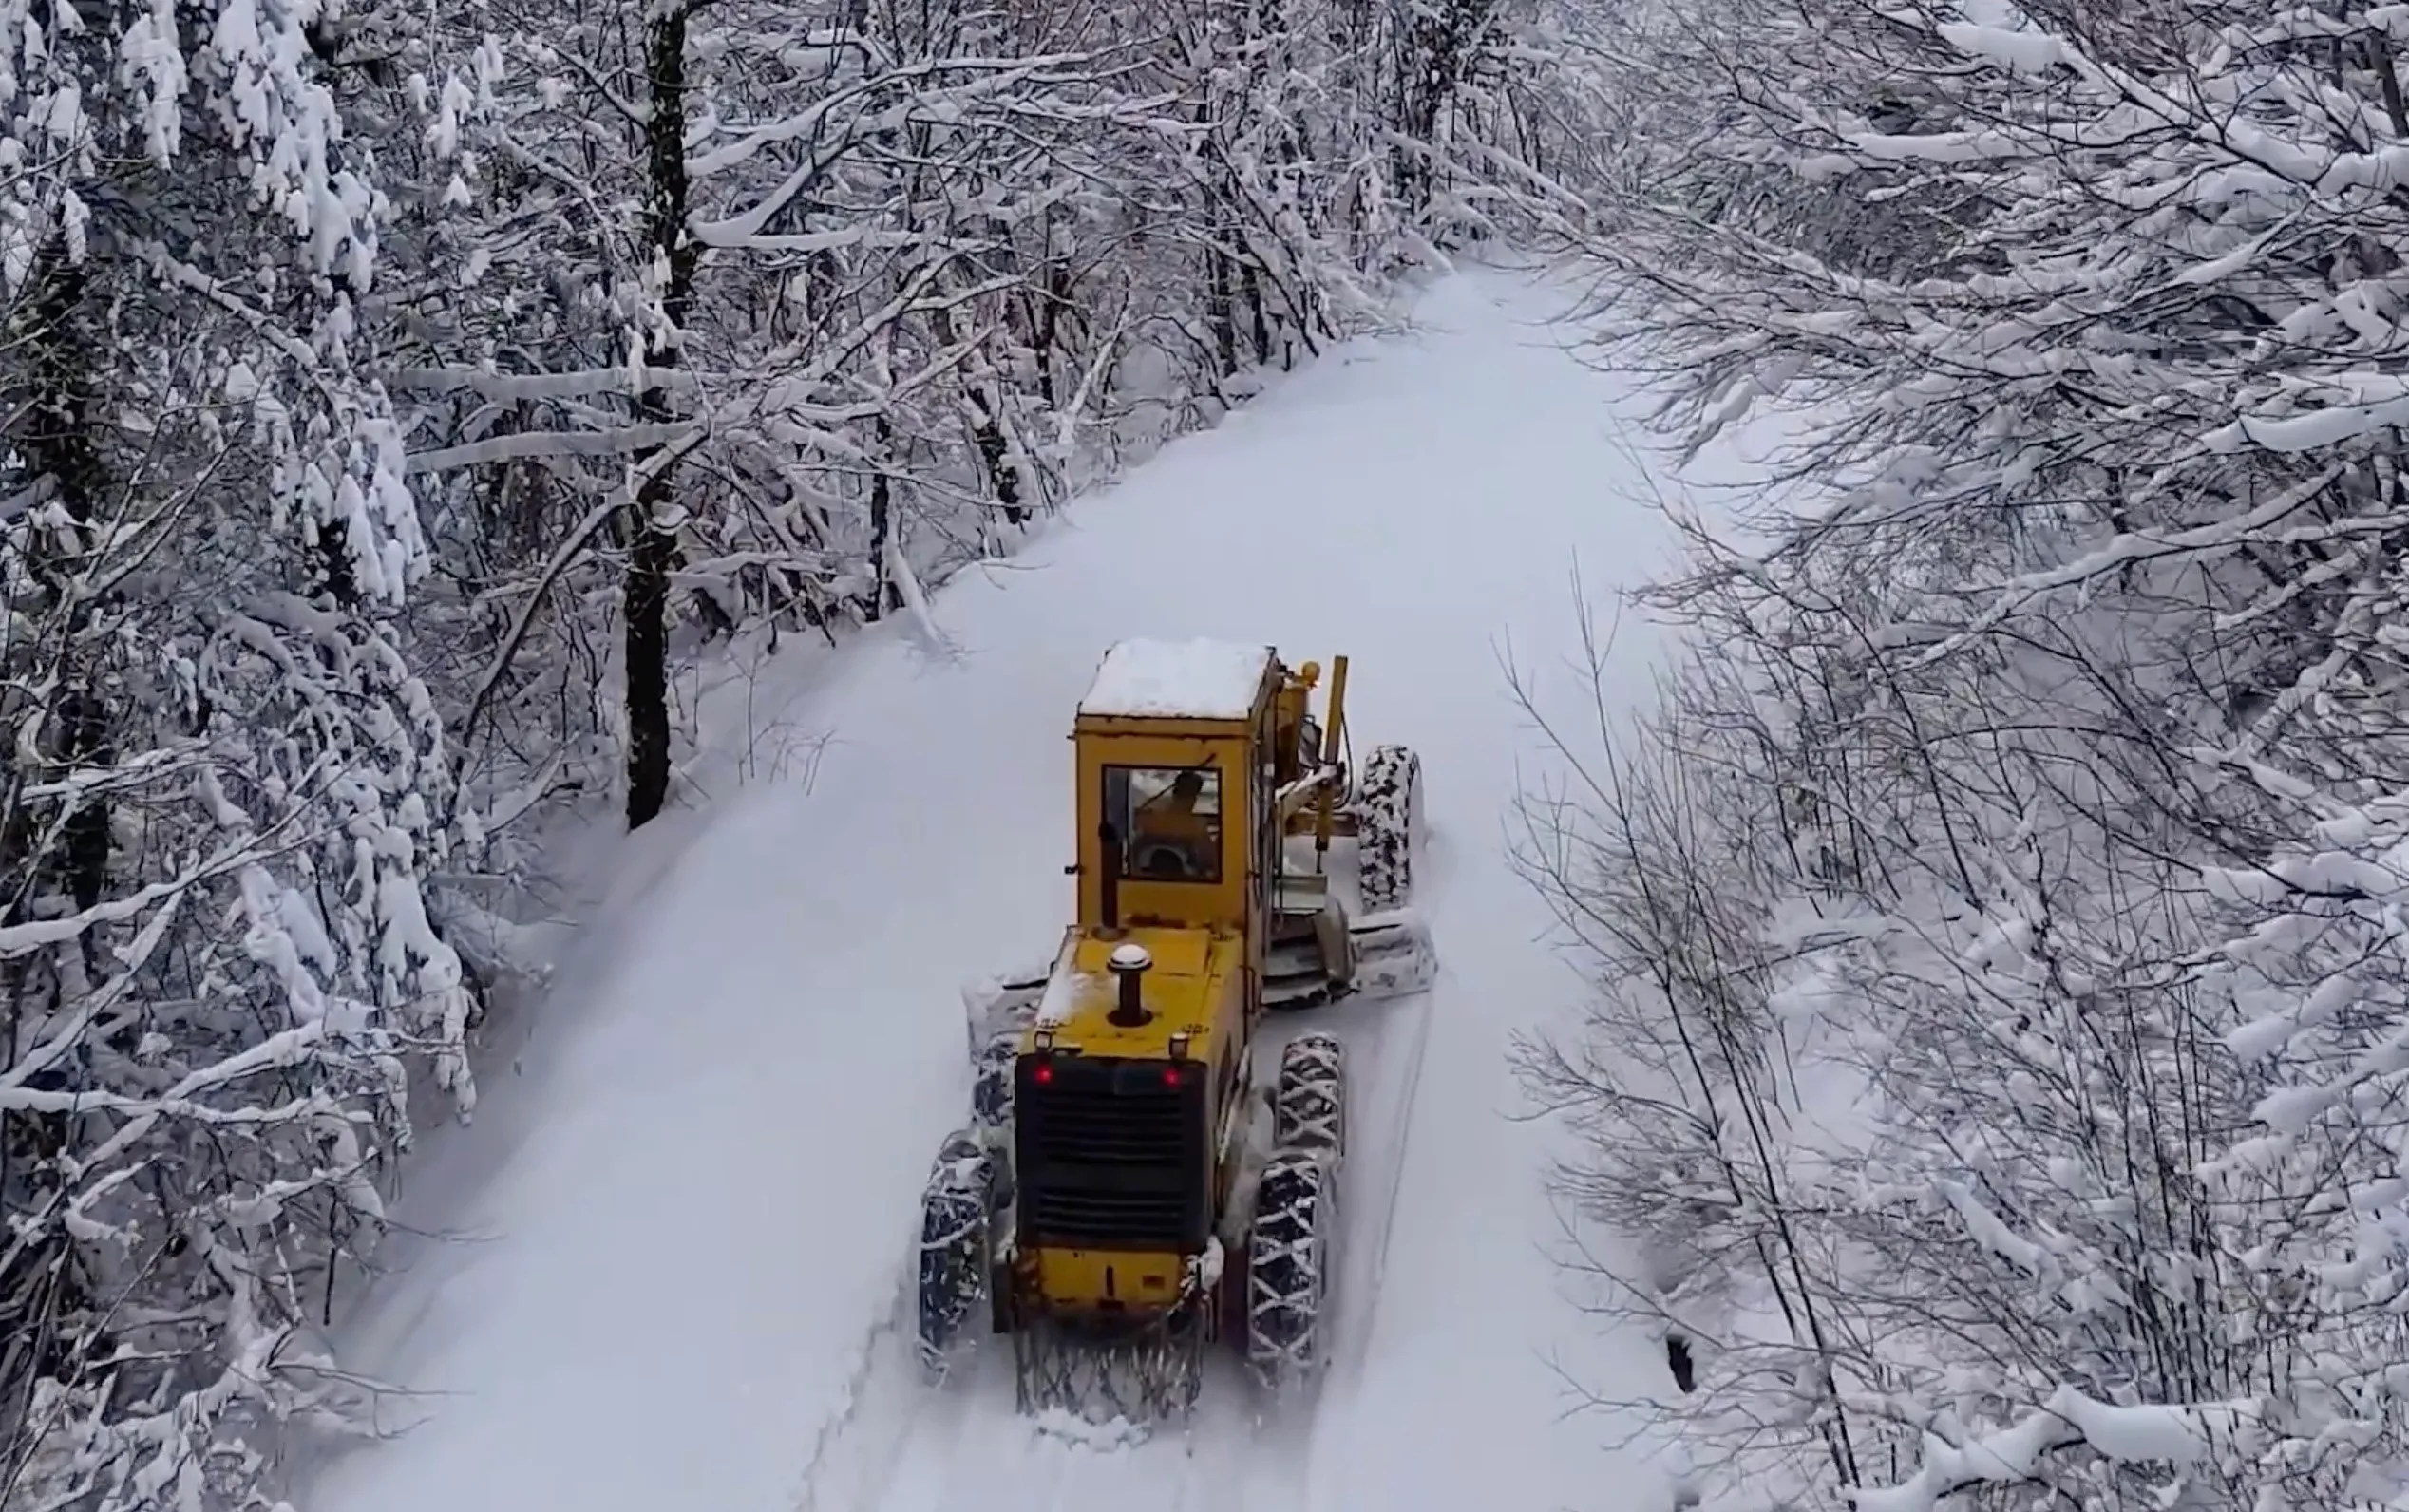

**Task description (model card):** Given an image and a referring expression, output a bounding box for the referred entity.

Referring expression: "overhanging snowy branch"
[1849,1388,2252,1512]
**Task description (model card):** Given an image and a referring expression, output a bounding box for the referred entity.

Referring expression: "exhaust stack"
[1107,941,1152,1027]
[1098,821,1122,933]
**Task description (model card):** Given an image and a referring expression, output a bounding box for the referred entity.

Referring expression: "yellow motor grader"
[916,639,1434,1422]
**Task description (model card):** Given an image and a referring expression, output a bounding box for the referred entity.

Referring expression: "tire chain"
[1352,745,1420,914]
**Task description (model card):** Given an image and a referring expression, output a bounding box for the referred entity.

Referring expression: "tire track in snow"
[789,1247,953,1512]
[1296,853,1450,1511]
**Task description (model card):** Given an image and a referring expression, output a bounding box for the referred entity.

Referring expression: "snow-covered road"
[306,265,1697,1512]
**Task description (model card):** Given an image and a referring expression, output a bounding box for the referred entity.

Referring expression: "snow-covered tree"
[1518,0,2409,1509]
[381,0,1568,828]
[0,0,476,1499]
[4,0,1566,1494]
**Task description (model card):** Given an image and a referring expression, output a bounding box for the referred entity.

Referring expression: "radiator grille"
[1026,1081,1185,1165]
[1016,1056,1206,1249]
[1024,1184,1186,1243]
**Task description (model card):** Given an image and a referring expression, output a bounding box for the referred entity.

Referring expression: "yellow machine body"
[911,636,1431,1417]
[1004,643,1333,1329]
[1011,927,1245,1318]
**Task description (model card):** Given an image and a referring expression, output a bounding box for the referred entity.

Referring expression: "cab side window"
[1105,765,1223,882]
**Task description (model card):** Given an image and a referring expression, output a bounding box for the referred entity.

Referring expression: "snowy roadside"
[1489,280,2311,1512]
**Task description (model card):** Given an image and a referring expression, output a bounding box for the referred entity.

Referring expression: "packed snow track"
[307,266,1697,1512]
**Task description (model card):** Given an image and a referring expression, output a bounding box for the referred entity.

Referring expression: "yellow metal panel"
[1072,729,1255,933]
[1031,1245,1190,1310]
[1026,927,1242,1059]
[1072,713,1257,738]
[1071,930,1209,978]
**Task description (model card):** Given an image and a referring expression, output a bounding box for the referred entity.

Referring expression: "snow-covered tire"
[1352,744,1421,914]
[971,1029,1019,1134]
[917,1127,996,1375]
[1245,1150,1337,1390]
[962,964,1047,1061]
[1273,1032,1345,1160]
[969,1031,1020,1215]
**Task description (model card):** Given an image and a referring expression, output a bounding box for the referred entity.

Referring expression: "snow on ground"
[301,262,1717,1512]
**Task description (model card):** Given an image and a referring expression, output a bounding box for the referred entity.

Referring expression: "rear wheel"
[1249,1030,1346,1391]
[1273,1032,1345,1158]
[971,1029,1018,1134]
[1352,744,1421,913]
[1245,1150,1337,1391]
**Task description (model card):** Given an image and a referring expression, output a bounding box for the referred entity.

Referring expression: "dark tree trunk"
[922,284,1029,528]
[624,508,676,829]
[13,250,114,928]
[865,414,902,623]
[970,398,1023,525]
[1205,230,1238,379]
[1240,255,1271,368]
[626,1,699,830]
[0,237,110,1448]
[1394,0,1489,215]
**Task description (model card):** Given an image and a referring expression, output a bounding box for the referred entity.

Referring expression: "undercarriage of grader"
[912,639,1435,1426]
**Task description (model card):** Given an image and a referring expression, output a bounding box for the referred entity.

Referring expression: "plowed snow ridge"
[308,265,1710,1512]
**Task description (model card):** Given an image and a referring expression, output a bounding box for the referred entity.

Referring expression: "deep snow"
[305,264,1714,1512]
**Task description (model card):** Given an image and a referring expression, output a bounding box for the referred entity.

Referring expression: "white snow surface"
[1076,636,1277,720]
[305,266,1719,1512]
[1034,959,1099,1028]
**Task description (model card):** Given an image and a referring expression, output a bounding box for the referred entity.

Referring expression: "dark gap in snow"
[1665,1332,1696,1394]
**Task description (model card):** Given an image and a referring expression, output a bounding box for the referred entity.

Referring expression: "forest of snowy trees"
[1512,0,2409,1510]
[21,0,2409,1499]
[0,0,1611,1498]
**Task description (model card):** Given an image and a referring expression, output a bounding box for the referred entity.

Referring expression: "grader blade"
[1348,907,1436,998]
[1265,868,1436,1008]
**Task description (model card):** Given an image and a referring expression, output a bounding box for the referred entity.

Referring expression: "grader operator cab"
[915,638,1434,1423]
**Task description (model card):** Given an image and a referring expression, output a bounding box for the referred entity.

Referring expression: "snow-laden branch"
[1521,6,2409,1512]
[0,843,254,959]
[404,421,703,473]
[387,365,702,400]
[0,888,184,1092]
[1901,464,2349,672]
[1849,1387,2250,1512]
[2208,373,2409,455]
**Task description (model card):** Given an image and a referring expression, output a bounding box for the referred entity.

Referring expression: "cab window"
[1106,765,1223,882]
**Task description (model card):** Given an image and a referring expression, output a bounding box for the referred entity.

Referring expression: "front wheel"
[1351,744,1422,914]
[916,1127,995,1377]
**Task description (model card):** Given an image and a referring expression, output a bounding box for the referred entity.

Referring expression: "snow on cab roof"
[1077,638,1276,721]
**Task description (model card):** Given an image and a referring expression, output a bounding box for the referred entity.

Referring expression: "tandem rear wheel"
[1244,1032,1346,1392]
